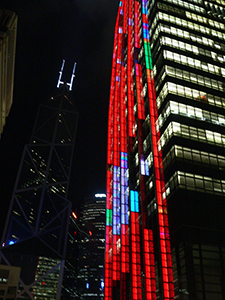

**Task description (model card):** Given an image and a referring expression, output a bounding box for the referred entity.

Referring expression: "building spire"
[57,59,77,91]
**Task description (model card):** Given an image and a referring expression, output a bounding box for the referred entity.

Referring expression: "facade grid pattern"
[105,0,225,299]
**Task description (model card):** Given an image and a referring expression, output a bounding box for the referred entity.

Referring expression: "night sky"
[0,0,119,226]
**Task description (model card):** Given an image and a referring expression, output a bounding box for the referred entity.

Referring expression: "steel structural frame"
[0,85,78,299]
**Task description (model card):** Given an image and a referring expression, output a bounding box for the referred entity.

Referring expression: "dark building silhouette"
[105,1,225,300]
[0,9,17,138]
[0,84,78,299]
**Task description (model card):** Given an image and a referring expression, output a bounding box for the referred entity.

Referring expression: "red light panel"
[105,0,175,299]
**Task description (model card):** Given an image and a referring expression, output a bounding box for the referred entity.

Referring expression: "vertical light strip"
[134,1,141,49]
[105,1,125,300]
[120,0,129,283]
[120,60,128,277]
[144,229,157,300]
[120,153,129,274]
[120,63,127,276]
[135,63,145,120]
[149,229,157,300]
[141,0,175,299]
[130,190,142,300]
[112,0,126,283]
[105,4,122,298]
[113,166,120,281]
[134,2,157,299]
[127,0,135,137]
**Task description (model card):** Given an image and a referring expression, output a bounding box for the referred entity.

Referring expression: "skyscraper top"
[57,59,77,91]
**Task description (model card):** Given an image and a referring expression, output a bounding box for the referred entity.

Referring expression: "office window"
[166,171,225,195]
[161,121,225,149]
[158,100,225,130]
[157,81,225,110]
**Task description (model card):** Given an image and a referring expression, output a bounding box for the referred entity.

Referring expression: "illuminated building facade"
[77,195,106,299]
[0,84,78,299]
[105,0,225,299]
[32,257,61,299]
[0,9,17,138]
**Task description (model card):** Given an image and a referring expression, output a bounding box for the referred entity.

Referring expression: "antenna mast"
[57,59,77,91]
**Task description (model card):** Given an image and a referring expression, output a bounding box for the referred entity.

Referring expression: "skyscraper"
[105,1,225,299]
[0,9,17,138]
[77,195,106,300]
[0,84,78,299]
[61,212,81,300]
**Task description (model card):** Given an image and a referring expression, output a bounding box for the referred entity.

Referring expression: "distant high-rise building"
[32,256,61,299]
[61,212,80,300]
[105,1,225,299]
[77,195,106,300]
[0,9,17,138]
[0,84,78,299]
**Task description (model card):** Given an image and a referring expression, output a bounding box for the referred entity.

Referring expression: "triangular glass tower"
[0,85,78,299]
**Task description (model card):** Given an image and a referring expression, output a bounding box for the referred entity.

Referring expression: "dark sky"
[0,0,119,221]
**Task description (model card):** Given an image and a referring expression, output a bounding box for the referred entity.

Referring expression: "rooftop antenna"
[57,59,77,91]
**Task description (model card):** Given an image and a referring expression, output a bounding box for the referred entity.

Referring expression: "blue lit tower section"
[0,83,78,299]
